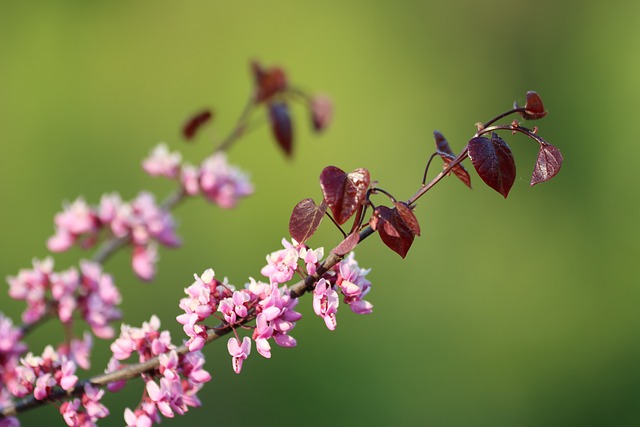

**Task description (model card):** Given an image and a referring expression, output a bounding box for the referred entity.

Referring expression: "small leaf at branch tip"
[182,109,213,140]
[252,60,288,103]
[515,91,547,120]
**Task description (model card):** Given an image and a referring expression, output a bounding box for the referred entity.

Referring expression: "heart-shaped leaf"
[269,102,293,157]
[394,202,420,236]
[515,91,547,120]
[252,61,288,103]
[289,198,326,244]
[319,166,370,225]
[531,143,563,186]
[468,133,516,198]
[182,109,213,140]
[434,131,472,188]
[370,205,416,258]
[331,232,360,256]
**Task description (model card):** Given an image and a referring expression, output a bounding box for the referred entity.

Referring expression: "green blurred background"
[1,1,639,426]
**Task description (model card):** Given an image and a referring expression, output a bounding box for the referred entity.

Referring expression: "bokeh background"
[1,1,639,426]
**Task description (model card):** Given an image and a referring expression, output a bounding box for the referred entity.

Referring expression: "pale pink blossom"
[199,153,253,208]
[142,143,182,178]
[227,336,251,374]
[313,278,339,331]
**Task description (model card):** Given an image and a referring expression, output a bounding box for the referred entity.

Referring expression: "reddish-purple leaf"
[515,91,547,120]
[269,102,293,157]
[434,130,453,155]
[433,131,472,188]
[467,133,516,198]
[394,202,421,236]
[319,166,370,225]
[437,151,472,189]
[182,109,213,140]
[289,199,326,244]
[370,206,416,258]
[531,144,563,186]
[332,232,360,256]
[252,61,288,103]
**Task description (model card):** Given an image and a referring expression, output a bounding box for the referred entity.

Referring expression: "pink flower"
[299,246,324,276]
[313,278,339,331]
[146,378,186,418]
[227,337,251,374]
[58,360,78,391]
[180,351,211,384]
[142,143,182,179]
[59,383,109,426]
[82,384,109,420]
[124,408,153,427]
[199,153,253,208]
[336,252,373,315]
[7,258,53,324]
[132,244,158,282]
[47,198,99,252]
[260,238,301,285]
[180,163,200,196]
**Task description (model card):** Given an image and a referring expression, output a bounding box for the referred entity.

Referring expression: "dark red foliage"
[269,102,293,157]
[319,166,370,225]
[332,232,360,256]
[531,143,563,186]
[394,202,420,236]
[252,61,288,103]
[516,91,547,120]
[289,198,326,244]
[370,205,416,258]
[467,133,516,198]
[433,131,472,188]
[182,109,213,140]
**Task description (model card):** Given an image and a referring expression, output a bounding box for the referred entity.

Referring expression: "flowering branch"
[0,61,561,427]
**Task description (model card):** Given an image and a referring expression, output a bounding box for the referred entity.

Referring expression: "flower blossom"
[59,383,109,427]
[11,346,78,401]
[142,143,182,179]
[47,198,99,252]
[199,153,253,209]
[6,259,122,337]
[108,316,211,425]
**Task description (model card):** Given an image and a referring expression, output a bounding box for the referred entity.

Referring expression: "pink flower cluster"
[177,239,372,374]
[177,266,303,374]
[0,312,27,423]
[0,320,94,427]
[6,258,121,337]
[107,316,210,426]
[59,383,109,427]
[11,345,79,400]
[312,252,373,330]
[47,192,180,281]
[142,144,254,209]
